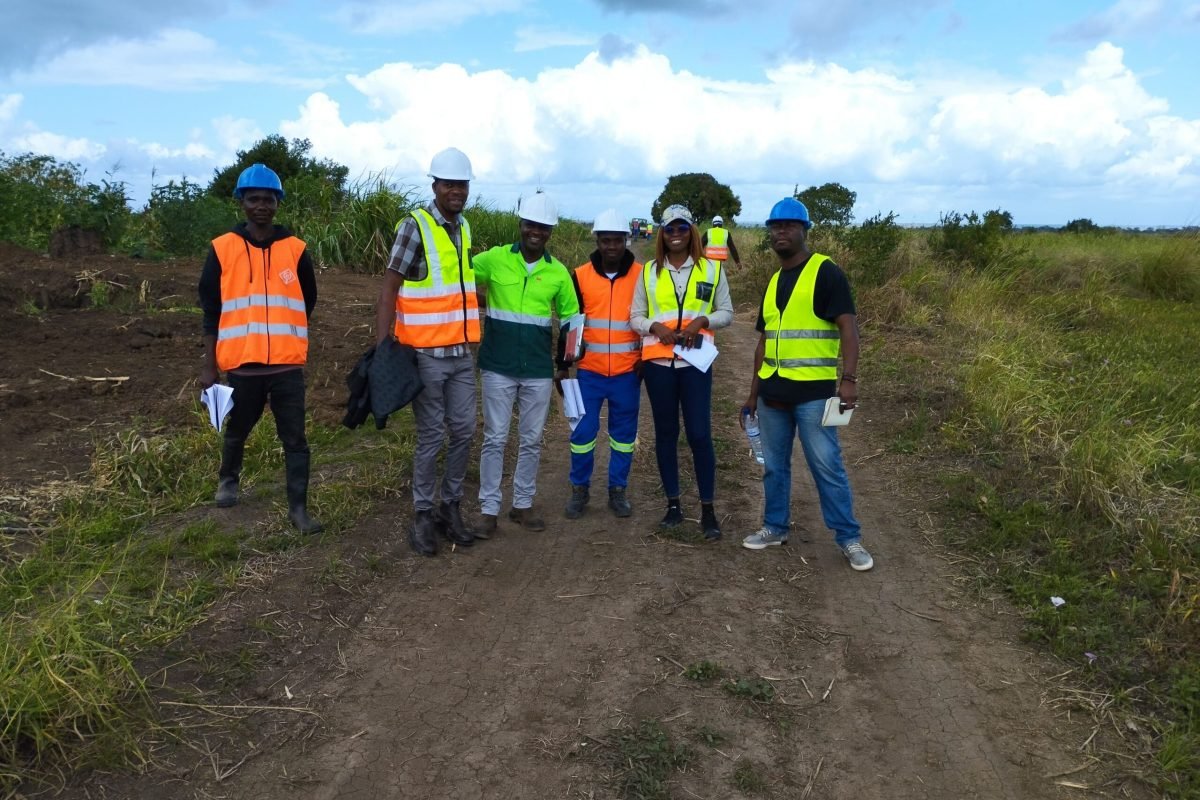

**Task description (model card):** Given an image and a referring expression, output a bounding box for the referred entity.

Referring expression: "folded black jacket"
[342,339,424,430]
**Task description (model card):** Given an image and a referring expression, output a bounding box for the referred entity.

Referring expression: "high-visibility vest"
[393,209,481,348]
[641,258,721,361]
[576,261,643,376]
[214,232,309,371]
[757,254,840,382]
[705,226,729,260]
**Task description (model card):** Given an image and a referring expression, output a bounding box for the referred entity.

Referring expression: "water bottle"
[743,409,765,465]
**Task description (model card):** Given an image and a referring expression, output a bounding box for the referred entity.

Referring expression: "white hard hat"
[518,191,558,226]
[427,147,473,181]
[712,215,724,225]
[592,209,627,234]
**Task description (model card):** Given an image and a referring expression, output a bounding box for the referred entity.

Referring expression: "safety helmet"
[518,191,558,226]
[592,209,627,234]
[712,215,724,225]
[427,147,474,181]
[766,197,812,230]
[234,163,284,200]
[660,204,694,226]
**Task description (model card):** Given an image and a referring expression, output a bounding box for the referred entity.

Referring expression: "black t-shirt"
[755,255,855,405]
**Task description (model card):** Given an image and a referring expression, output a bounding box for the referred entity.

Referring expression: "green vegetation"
[683,660,723,681]
[206,135,349,201]
[795,181,857,228]
[604,719,692,800]
[651,172,741,223]
[723,676,776,703]
[0,413,415,793]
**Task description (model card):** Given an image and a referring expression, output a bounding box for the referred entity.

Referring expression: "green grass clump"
[605,720,692,800]
[723,677,775,703]
[683,660,723,681]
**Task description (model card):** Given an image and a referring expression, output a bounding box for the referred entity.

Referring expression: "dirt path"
[61,305,1148,799]
[1,247,1142,799]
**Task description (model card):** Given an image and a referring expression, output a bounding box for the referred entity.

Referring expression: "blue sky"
[2,0,1199,227]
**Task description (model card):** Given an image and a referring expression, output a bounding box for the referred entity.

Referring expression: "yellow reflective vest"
[642,258,721,361]
[758,254,840,382]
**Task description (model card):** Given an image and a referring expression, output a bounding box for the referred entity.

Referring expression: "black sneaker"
[608,486,632,518]
[659,502,684,528]
[701,506,721,541]
[565,484,589,519]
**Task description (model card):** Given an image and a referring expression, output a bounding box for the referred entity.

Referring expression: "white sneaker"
[841,541,874,571]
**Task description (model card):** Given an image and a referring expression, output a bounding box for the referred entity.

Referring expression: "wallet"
[821,396,854,427]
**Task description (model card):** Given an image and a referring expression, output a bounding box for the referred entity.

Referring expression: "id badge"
[694,281,714,302]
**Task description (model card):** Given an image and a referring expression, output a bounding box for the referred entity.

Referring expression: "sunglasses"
[663,223,691,235]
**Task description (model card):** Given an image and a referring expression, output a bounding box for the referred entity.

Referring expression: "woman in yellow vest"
[198,164,322,534]
[629,205,733,539]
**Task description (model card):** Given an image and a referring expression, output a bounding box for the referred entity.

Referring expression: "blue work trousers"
[569,369,640,489]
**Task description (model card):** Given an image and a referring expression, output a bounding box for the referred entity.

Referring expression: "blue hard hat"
[234,163,284,199]
[766,197,811,229]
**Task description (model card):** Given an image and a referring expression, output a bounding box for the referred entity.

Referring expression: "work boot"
[565,485,589,519]
[436,500,474,547]
[608,486,632,518]
[409,509,438,557]
[701,504,721,541]
[284,451,323,535]
[214,477,239,508]
[475,513,497,539]
[215,438,244,507]
[508,506,546,532]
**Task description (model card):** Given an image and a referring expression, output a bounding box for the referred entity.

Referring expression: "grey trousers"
[478,370,553,515]
[411,352,477,512]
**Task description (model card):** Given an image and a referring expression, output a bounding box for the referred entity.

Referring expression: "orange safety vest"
[214,232,309,371]
[575,261,643,376]
[641,258,721,361]
[705,226,730,260]
[393,209,481,348]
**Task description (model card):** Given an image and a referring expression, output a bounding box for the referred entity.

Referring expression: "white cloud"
[271,41,1199,222]
[514,26,597,53]
[16,29,325,91]
[331,0,527,34]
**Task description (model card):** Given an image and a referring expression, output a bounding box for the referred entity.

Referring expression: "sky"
[2,0,1199,228]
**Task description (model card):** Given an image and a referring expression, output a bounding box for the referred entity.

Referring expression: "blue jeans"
[643,362,716,502]
[757,398,861,547]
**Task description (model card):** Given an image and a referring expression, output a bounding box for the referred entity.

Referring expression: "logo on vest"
[279,269,297,285]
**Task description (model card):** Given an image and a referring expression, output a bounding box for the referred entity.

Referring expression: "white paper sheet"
[200,384,235,432]
[673,333,719,372]
[560,378,586,432]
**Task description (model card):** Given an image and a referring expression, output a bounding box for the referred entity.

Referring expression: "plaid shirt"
[387,203,469,358]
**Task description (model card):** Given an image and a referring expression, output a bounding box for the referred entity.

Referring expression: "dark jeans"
[642,362,716,502]
[220,369,309,480]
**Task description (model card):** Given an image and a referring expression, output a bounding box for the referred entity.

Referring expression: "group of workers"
[197,149,873,572]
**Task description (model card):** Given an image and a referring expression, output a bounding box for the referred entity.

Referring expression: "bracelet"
[841,374,857,383]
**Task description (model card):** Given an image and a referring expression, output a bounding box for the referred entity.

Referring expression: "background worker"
[198,163,322,534]
[630,204,733,541]
[701,215,742,269]
[740,198,873,571]
[374,147,480,557]
[556,209,643,520]
[474,192,580,534]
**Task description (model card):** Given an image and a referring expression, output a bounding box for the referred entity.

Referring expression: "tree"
[651,173,741,223]
[208,135,349,199]
[983,209,1014,232]
[1063,218,1099,234]
[795,182,856,228]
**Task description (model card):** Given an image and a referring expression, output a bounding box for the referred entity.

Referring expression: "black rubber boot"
[410,510,439,556]
[608,486,632,518]
[215,438,244,507]
[285,451,323,535]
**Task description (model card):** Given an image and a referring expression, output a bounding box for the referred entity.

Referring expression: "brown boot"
[508,506,546,532]
[475,512,497,539]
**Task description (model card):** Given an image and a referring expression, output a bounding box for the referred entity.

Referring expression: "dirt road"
[2,246,1144,798]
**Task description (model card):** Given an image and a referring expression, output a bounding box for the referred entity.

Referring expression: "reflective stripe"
[584,318,631,331]
[585,341,639,354]
[571,439,597,454]
[609,437,635,454]
[221,295,307,313]
[397,282,475,300]
[763,357,839,368]
[411,211,446,290]
[218,323,309,341]
[486,308,552,327]
[764,329,841,340]
[398,309,481,326]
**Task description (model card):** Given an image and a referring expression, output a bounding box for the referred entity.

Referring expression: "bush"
[841,211,902,286]
[125,178,238,258]
[931,209,1014,269]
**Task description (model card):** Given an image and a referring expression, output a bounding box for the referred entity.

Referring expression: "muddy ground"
[0,243,1151,799]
